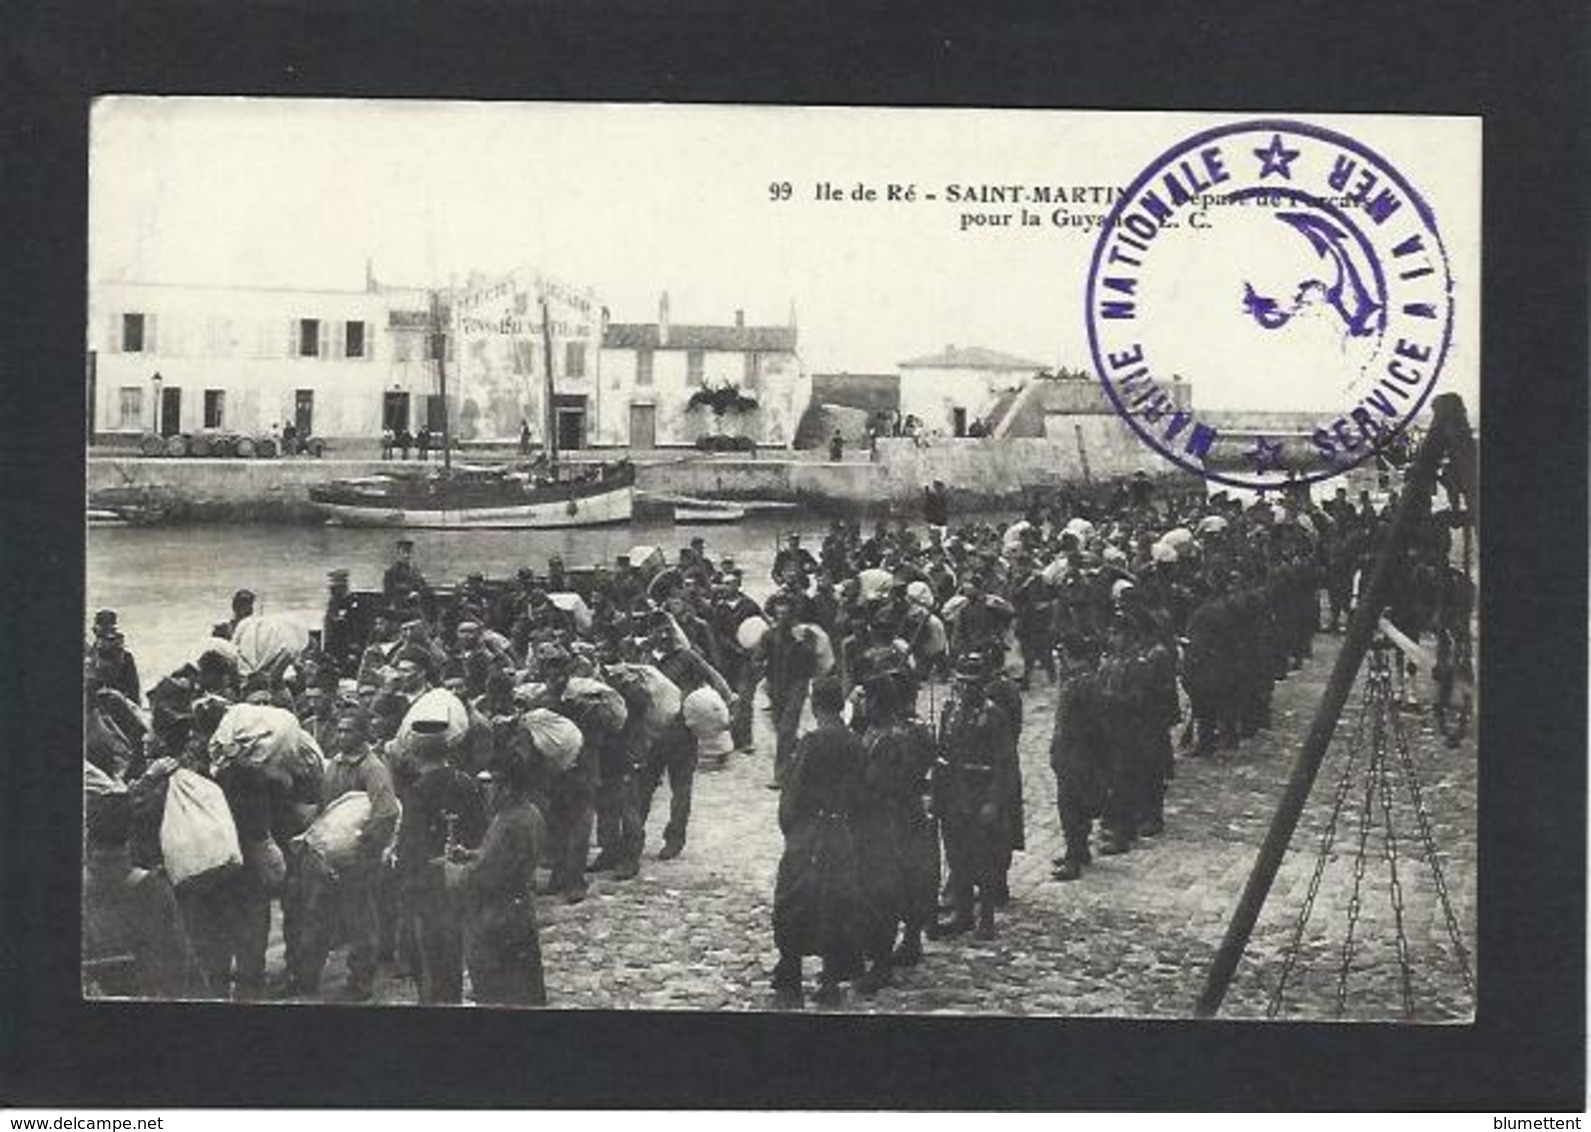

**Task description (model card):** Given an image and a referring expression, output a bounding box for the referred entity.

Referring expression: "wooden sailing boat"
[309,286,635,528]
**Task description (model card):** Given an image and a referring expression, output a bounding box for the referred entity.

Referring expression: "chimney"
[734,309,744,328]
[659,291,671,347]
[365,257,376,292]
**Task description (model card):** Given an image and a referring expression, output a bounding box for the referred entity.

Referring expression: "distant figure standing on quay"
[829,429,844,462]
[519,419,532,457]
[417,424,432,462]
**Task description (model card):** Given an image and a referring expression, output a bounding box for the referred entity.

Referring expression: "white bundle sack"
[209,703,324,783]
[605,663,683,730]
[519,708,584,773]
[231,614,311,674]
[296,791,380,875]
[562,675,629,733]
[797,623,835,675]
[686,689,734,760]
[735,615,770,652]
[160,767,243,888]
[857,568,894,602]
[397,688,470,752]
[547,592,594,633]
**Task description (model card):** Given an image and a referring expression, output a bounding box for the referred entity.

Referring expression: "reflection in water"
[87,517,817,683]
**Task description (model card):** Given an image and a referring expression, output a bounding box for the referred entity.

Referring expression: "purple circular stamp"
[1084,118,1454,490]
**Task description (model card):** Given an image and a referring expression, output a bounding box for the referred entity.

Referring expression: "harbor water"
[87,517,815,682]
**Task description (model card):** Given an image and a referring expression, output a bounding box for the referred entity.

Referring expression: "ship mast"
[541,295,557,470]
[430,288,452,471]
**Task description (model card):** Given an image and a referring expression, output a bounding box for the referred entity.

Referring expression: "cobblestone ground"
[280,633,1476,1020]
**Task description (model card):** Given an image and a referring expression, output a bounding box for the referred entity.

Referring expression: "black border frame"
[5,0,1586,1109]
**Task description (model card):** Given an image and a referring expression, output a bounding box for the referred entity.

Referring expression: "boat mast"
[430,288,452,471]
[541,295,558,469]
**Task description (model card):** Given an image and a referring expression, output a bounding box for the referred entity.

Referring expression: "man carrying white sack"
[287,706,399,1001]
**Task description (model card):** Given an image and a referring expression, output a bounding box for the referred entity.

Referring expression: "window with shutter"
[203,389,225,429]
[345,320,366,358]
[122,313,145,353]
[687,350,705,383]
[565,341,586,378]
[299,318,320,357]
[636,349,654,386]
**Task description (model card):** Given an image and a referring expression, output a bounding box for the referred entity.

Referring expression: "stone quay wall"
[88,431,1176,523]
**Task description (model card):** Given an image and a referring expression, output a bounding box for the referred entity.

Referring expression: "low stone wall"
[88,427,1177,523]
[88,457,397,523]
[874,426,1165,509]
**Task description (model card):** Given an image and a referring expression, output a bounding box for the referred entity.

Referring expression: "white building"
[89,277,810,451]
[89,275,444,442]
[449,267,606,447]
[598,293,808,448]
[896,344,1049,437]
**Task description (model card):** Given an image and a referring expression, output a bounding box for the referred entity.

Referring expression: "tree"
[686,381,759,437]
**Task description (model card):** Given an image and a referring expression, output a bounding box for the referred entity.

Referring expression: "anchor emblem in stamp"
[1084,119,1455,489]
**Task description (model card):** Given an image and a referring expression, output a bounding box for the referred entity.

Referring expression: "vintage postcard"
[83,99,1480,1021]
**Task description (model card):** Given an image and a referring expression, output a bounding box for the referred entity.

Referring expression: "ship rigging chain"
[1267,638,1473,1019]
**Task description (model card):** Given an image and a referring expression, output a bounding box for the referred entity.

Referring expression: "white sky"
[89,99,1480,410]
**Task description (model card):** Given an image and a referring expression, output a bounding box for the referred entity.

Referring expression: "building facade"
[89,278,444,442]
[449,267,606,447]
[90,279,809,451]
[896,344,1049,438]
[598,293,808,448]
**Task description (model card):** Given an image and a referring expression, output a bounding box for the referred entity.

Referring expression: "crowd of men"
[82,470,1467,1009]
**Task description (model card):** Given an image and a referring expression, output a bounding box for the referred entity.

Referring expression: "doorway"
[383,391,411,432]
[295,390,314,436]
[160,387,182,437]
[629,403,656,449]
[554,394,587,450]
[951,406,968,438]
[556,408,586,451]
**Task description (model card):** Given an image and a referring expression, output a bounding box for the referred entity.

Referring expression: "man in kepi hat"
[393,728,485,1005]
[382,538,430,603]
[931,651,1017,941]
[88,610,142,705]
[322,568,362,677]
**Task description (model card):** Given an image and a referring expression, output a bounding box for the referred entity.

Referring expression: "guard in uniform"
[1049,636,1109,881]
[931,652,1016,941]
[322,569,363,679]
[1010,555,1056,690]
[382,538,429,604]
[855,662,940,976]
[982,646,1024,906]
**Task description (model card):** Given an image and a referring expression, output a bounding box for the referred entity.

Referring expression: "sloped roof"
[899,345,1048,370]
[604,323,797,352]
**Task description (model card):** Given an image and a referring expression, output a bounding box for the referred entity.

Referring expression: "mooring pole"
[1193,392,1470,1018]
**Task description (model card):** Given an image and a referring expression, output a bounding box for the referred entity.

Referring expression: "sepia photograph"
[82,99,1481,1023]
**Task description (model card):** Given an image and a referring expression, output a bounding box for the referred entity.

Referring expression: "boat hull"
[675,504,745,524]
[316,485,634,529]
